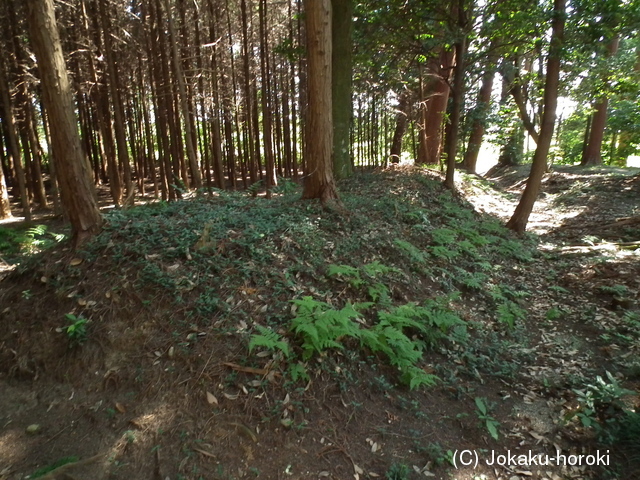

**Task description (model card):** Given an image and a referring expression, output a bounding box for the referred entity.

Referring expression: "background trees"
[0,0,638,232]
[26,0,102,245]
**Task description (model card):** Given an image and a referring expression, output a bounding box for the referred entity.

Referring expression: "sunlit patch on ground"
[0,428,26,474]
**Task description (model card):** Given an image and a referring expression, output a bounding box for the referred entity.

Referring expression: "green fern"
[394,239,428,265]
[496,301,526,329]
[430,245,460,261]
[431,227,458,245]
[327,262,394,303]
[249,325,291,358]
[327,264,364,287]
[457,239,480,259]
[290,297,361,359]
[362,261,399,278]
[288,362,309,382]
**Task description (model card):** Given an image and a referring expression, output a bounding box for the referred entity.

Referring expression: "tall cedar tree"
[302,0,339,203]
[332,0,354,180]
[27,0,102,246]
[507,0,565,233]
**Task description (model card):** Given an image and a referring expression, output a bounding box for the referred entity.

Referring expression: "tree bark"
[240,0,258,185]
[581,36,620,166]
[0,124,10,218]
[423,47,454,165]
[259,0,276,196]
[331,0,353,180]
[98,0,132,196]
[509,77,540,144]
[0,58,30,221]
[507,0,565,233]
[27,0,102,246]
[302,0,339,203]
[389,91,411,162]
[463,46,497,173]
[443,0,469,189]
[163,0,203,188]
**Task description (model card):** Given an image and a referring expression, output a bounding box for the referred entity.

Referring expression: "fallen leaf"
[69,258,83,266]
[222,362,269,376]
[193,447,216,458]
[115,402,126,413]
[280,418,293,428]
[206,392,218,405]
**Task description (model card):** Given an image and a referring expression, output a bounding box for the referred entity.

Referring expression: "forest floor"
[0,164,639,480]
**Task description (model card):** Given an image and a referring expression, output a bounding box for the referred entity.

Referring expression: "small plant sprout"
[64,314,88,347]
[474,397,500,440]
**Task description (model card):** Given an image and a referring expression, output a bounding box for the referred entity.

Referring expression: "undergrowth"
[80,170,537,390]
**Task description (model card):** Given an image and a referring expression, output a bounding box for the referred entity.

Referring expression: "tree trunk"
[259,0,276,196]
[240,0,258,185]
[443,0,468,189]
[389,91,411,163]
[507,0,565,233]
[331,0,353,180]
[302,0,339,203]
[0,125,10,218]
[463,48,497,173]
[163,0,202,188]
[98,0,132,196]
[423,47,454,165]
[0,58,30,220]
[27,0,102,246]
[581,35,620,166]
[509,75,540,144]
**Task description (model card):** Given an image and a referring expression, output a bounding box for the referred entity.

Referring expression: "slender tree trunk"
[27,0,102,245]
[163,0,202,188]
[581,35,620,165]
[444,0,468,189]
[297,0,308,174]
[463,48,497,173]
[206,0,227,190]
[302,0,339,203]
[507,0,565,233]
[509,75,540,145]
[0,121,10,217]
[224,0,240,188]
[259,0,276,196]
[98,0,132,196]
[423,47,454,165]
[240,0,258,184]
[331,0,353,179]
[0,59,30,220]
[38,101,61,213]
[389,91,411,163]
[84,0,122,205]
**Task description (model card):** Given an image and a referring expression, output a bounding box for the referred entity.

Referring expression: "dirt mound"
[1,167,639,480]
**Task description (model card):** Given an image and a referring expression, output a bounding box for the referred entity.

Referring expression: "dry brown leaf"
[206,391,218,405]
[222,361,269,376]
[192,447,216,458]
